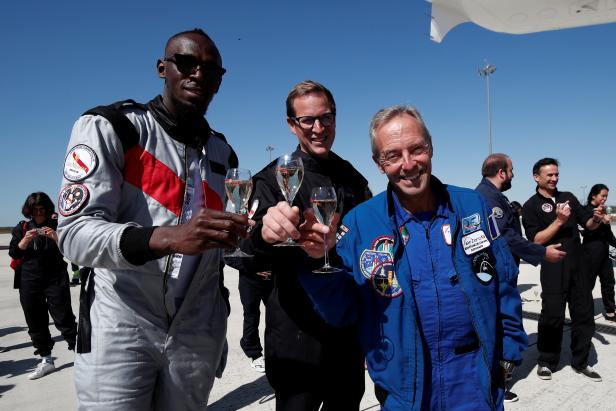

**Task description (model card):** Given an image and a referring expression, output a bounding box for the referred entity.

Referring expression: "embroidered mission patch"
[541,203,553,213]
[371,260,402,298]
[58,184,89,216]
[370,235,395,254]
[491,207,504,219]
[360,250,392,279]
[461,213,481,235]
[472,252,495,285]
[63,144,98,182]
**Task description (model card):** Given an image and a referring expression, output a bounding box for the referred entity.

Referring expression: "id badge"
[170,253,183,279]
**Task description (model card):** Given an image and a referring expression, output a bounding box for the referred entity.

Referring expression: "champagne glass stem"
[322,233,330,269]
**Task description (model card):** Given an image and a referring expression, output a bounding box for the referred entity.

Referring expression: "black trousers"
[585,243,616,313]
[238,272,273,359]
[19,273,77,357]
[593,257,616,313]
[537,250,595,370]
[264,288,364,411]
[265,344,365,411]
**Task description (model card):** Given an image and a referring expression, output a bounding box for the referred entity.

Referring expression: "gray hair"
[369,105,432,157]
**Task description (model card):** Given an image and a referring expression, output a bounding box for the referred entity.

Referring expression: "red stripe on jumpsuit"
[123,146,185,216]
[202,181,223,211]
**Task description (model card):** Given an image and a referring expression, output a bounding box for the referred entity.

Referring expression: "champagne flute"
[311,186,342,274]
[274,153,304,247]
[224,168,253,258]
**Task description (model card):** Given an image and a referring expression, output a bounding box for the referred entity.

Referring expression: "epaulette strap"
[83,100,142,153]
[210,128,238,169]
[210,128,228,143]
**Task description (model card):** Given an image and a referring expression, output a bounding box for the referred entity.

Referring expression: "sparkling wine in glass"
[311,186,342,274]
[224,168,253,258]
[274,154,304,247]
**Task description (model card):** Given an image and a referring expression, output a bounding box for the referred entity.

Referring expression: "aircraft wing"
[429,0,616,43]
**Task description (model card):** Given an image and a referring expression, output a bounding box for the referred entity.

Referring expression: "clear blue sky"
[2,0,615,227]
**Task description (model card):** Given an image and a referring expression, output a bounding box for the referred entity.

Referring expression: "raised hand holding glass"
[311,186,342,274]
[274,154,304,247]
[224,168,253,258]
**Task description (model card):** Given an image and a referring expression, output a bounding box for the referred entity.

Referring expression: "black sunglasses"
[164,54,227,77]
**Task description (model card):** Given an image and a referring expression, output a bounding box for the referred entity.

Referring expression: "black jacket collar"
[293,146,344,174]
[146,95,212,149]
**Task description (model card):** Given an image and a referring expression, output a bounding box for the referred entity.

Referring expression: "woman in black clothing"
[9,192,77,379]
[582,184,616,322]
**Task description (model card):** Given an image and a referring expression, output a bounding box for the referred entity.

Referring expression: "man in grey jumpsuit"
[57,29,250,410]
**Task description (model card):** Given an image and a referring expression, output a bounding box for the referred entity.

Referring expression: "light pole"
[478,63,496,155]
[266,145,274,162]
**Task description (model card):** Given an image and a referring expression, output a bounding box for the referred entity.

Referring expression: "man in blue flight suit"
[261,105,527,410]
[475,153,566,402]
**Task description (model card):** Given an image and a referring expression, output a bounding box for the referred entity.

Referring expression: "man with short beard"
[57,29,250,409]
[476,153,566,403]
[476,154,566,267]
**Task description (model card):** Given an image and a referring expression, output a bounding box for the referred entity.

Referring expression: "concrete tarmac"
[1,232,615,410]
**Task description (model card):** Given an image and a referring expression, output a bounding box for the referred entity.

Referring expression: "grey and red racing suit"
[58,96,236,410]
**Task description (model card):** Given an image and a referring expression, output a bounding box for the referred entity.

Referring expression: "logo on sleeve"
[461,213,481,235]
[461,230,491,255]
[58,184,89,216]
[491,207,504,219]
[63,145,98,182]
[487,211,501,240]
[472,252,495,285]
[541,203,553,213]
[336,224,350,243]
[371,261,402,298]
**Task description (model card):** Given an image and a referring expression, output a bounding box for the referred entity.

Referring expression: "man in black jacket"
[239,80,370,410]
[522,158,603,382]
[476,153,566,402]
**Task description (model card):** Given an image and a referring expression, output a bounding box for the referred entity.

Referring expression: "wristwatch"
[500,360,515,374]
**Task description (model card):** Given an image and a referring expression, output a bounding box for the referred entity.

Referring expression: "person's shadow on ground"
[0,326,26,338]
[510,327,604,388]
[208,375,274,410]
[0,357,74,379]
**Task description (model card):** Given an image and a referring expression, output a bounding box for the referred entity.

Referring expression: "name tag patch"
[461,230,490,255]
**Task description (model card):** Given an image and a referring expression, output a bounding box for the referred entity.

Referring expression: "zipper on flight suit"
[423,217,447,409]
[449,216,496,410]
[162,144,189,329]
